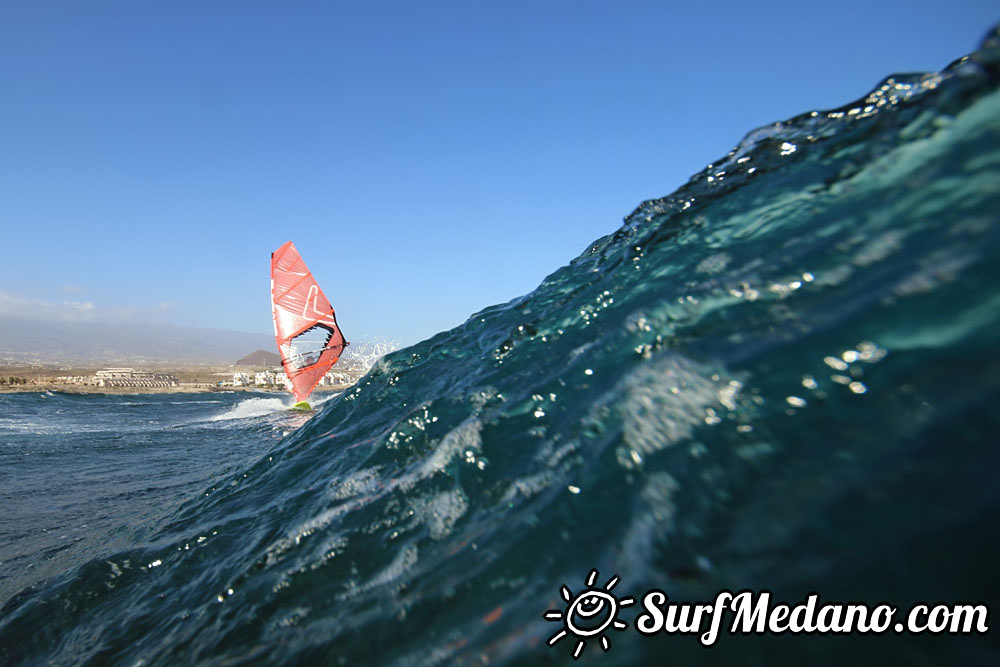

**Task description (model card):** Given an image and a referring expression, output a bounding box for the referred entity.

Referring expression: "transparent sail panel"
[286,324,336,371]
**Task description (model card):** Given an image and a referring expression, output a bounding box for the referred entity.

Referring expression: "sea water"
[2,27,999,666]
[0,392,307,603]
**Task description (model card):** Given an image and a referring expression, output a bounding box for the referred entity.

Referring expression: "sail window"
[286,324,340,372]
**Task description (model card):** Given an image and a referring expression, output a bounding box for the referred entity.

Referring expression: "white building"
[92,368,179,388]
[276,371,290,389]
[251,367,353,389]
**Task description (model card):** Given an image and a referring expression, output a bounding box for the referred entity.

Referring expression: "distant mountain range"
[0,318,275,365]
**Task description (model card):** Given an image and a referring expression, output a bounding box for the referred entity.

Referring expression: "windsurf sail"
[271,241,348,404]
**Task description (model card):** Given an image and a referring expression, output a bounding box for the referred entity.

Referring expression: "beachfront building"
[251,368,353,389]
[55,375,90,384]
[275,371,290,390]
[319,371,351,386]
[92,368,179,388]
[254,370,277,386]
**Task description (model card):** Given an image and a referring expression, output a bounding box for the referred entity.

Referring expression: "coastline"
[0,363,357,396]
[0,383,353,396]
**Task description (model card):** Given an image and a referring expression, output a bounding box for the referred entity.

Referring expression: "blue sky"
[1,1,997,346]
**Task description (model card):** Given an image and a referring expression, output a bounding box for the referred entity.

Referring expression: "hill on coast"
[235,349,281,366]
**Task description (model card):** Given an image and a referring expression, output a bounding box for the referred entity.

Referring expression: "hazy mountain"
[234,349,281,367]
[0,318,274,365]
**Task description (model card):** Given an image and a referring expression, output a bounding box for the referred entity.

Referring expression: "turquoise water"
[2,27,999,665]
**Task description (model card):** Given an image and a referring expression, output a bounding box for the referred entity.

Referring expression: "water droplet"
[824,356,849,371]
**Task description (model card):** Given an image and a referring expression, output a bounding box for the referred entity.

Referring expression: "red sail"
[270,241,347,403]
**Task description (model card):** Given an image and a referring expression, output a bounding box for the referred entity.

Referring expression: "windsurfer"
[271,241,347,405]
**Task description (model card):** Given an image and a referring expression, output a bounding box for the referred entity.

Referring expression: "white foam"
[329,468,382,501]
[587,354,723,461]
[420,417,482,478]
[209,397,289,422]
[410,489,468,540]
[309,392,340,408]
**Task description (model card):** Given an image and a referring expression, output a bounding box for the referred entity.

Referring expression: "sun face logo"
[544,569,634,659]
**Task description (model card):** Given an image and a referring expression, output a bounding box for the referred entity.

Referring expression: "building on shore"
[240,368,351,390]
[254,370,276,386]
[319,370,350,386]
[55,375,90,384]
[84,367,354,391]
[92,368,179,388]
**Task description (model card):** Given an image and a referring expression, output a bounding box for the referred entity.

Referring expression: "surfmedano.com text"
[635,589,990,647]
